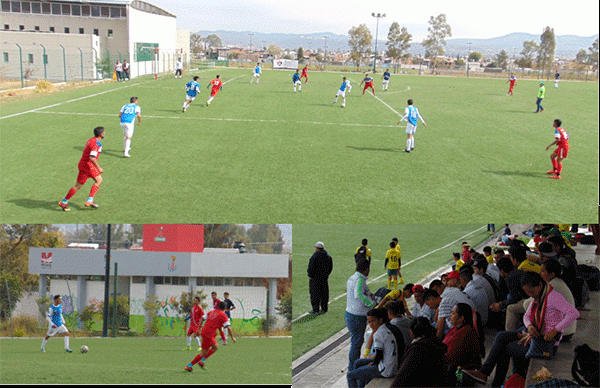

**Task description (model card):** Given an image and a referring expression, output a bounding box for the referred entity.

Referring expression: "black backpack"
[576,264,600,291]
[355,246,367,263]
[571,344,600,387]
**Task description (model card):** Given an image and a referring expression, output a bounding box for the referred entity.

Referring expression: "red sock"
[88,184,99,199]
[556,163,562,174]
[65,188,77,201]
[191,354,204,365]
[205,348,216,360]
[551,159,558,171]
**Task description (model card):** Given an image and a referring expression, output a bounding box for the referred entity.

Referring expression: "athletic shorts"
[253,73,260,78]
[210,89,219,98]
[364,82,374,89]
[185,94,196,102]
[47,324,69,337]
[554,146,569,159]
[405,123,417,135]
[336,90,346,98]
[187,325,199,336]
[383,79,390,84]
[294,80,301,86]
[301,73,308,78]
[77,165,100,185]
[387,268,399,277]
[201,333,217,350]
[120,122,135,138]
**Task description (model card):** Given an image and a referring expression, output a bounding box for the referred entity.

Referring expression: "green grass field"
[291,224,491,360]
[1,70,597,223]
[0,336,291,384]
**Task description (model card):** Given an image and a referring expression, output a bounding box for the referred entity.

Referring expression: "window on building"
[31,1,40,13]
[81,5,90,16]
[34,26,40,31]
[110,7,120,18]
[204,277,214,286]
[21,1,30,13]
[244,278,254,287]
[51,3,60,14]
[224,278,232,286]
[107,29,113,38]
[19,25,24,30]
[71,4,80,16]
[3,52,9,63]
[64,27,69,34]
[49,26,54,32]
[61,4,69,15]
[93,28,99,36]
[234,278,243,287]
[28,53,33,64]
[132,276,145,284]
[10,1,20,12]
[3,25,8,30]
[121,7,126,17]
[172,277,188,286]
[79,27,84,34]
[214,278,223,286]
[101,6,109,17]
[41,2,50,14]
[1,1,10,12]
[90,5,99,17]
[153,277,164,285]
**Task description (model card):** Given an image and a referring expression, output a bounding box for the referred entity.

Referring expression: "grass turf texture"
[1,70,597,223]
[291,224,490,360]
[0,336,291,384]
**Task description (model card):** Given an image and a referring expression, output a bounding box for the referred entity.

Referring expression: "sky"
[148,0,599,41]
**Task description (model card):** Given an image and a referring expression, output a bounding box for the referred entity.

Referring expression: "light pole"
[323,35,329,70]
[467,41,473,78]
[371,12,386,73]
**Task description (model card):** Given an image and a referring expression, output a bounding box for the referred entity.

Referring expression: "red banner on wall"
[143,224,204,252]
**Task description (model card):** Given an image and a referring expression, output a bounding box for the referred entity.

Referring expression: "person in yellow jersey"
[385,241,402,290]
[392,238,404,284]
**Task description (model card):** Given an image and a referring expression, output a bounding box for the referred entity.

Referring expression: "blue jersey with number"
[254,66,261,74]
[120,103,140,124]
[292,73,300,83]
[49,304,63,326]
[383,71,391,80]
[186,81,201,97]
[340,80,350,92]
[406,106,420,126]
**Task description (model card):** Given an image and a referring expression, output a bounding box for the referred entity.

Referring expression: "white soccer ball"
[341,104,345,108]
[81,345,89,353]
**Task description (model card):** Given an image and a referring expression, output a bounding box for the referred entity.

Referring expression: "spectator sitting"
[435,270,476,340]
[411,285,436,325]
[429,279,445,297]
[346,308,401,388]
[474,253,501,286]
[464,271,579,386]
[483,246,494,264]
[493,248,507,264]
[443,303,483,385]
[489,255,528,332]
[385,301,412,351]
[461,242,472,263]
[511,240,541,273]
[422,288,441,326]
[452,252,464,271]
[391,317,448,388]
[376,283,414,317]
[459,267,490,326]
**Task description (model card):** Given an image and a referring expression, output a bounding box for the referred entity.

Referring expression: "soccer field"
[1,69,597,223]
[0,336,292,384]
[291,224,491,359]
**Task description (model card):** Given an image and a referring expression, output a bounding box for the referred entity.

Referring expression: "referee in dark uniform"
[307,241,333,314]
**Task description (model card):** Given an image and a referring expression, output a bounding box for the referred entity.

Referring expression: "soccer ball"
[81,345,89,353]
[341,103,345,108]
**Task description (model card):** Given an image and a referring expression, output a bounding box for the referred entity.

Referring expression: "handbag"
[525,334,559,360]
[571,344,600,387]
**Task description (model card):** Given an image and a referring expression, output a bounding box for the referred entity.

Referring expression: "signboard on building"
[142,224,204,253]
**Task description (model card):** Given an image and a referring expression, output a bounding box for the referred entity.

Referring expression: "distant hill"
[195,30,598,59]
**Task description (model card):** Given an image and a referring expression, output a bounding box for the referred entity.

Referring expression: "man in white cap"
[307,241,333,314]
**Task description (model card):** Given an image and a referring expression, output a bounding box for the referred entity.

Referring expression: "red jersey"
[554,127,569,148]
[210,79,223,92]
[189,305,204,328]
[212,298,221,310]
[78,137,102,171]
[301,67,308,76]
[201,309,229,338]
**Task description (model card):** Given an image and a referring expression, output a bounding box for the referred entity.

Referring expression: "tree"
[247,225,284,254]
[267,44,283,58]
[386,22,412,71]
[537,27,556,79]
[190,33,204,56]
[468,52,482,62]
[348,24,373,71]
[588,37,599,72]
[518,40,540,69]
[422,14,452,73]
[203,224,246,249]
[496,49,509,70]
[297,47,304,63]
[575,49,589,76]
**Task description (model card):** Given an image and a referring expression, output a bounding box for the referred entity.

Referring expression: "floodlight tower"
[372,12,386,73]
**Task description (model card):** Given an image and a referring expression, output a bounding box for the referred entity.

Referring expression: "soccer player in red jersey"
[183,297,205,350]
[360,74,375,96]
[210,292,226,343]
[546,119,569,179]
[58,126,105,211]
[300,65,309,84]
[185,301,236,371]
[506,73,517,95]
[206,75,223,106]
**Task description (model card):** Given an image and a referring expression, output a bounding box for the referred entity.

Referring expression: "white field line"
[0,81,147,120]
[345,75,407,118]
[291,225,487,324]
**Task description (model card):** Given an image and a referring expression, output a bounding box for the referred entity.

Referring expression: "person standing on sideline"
[115,60,123,81]
[58,126,105,211]
[175,58,183,78]
[535,82,545,113]
[122,60,130,81]
[554,71,560,88]
[546,119,569,180]
[182,76,201,112]
[355,238,372,264]
[398,99,426,153]
[41,295,73,352]
[506,73,517,95]
[385,241,402,290]
[119,96,141,157]
[250,63,262,84]
[307,241,333,314]
[345,258,376,372]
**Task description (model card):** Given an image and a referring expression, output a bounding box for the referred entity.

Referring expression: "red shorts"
[187,325,199,336]
[210,89,220,98]
[554,146,569,159]
[201,333,217,350]
[76,166,100,185]
[301,73,308,78]
[364,82,374,89]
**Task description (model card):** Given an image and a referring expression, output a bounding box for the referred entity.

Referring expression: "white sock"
[195,336,201,346]
[411,137,415,149]
[294,86,296,92]
[64,335,69,349]
[334,97,338,103]
[407,139,411,150]
[187,336,192,346]
[298,85,301,91]
[41,337,48,349]
[343,98,346,105]
[125,139,131,153]
[208,97,214,103]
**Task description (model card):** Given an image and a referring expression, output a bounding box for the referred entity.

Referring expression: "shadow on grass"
[8,198,88,212]
[346,146,402,153]
[482,170,549,178]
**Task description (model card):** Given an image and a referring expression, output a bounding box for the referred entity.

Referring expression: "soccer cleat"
[550,174,561,179]
[402,149,410,153]
[41,348,45,352]
[206,101,210,106]
[84,201,99,208]
[65,348,73,353]
[58,201,70,212]
[182,346,191,351]
[124,154,131,158]
[184,366,193,373]
[546,170,557,174]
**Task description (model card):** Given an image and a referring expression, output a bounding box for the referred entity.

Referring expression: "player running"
[182,76,201,113]
[119,96,141,157]
[506,73,517,95]
[382,70,391,91]
[546,119,569,180]
[398,99,426,153]
[292,69,302,92]
[41,295,73,353]
[58,126,105,211]
[183,296,205,350]
[206,75,223,106]
[360,74,375,96]
[250,63,262,84]
[300,65,309,84]
[333,77,352,107]
[184,301,236,372]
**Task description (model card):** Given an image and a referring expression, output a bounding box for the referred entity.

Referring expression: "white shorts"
[406,123,417,135]
[336,90,346,98]
[294,80,301,86]
[47,324,69,336]
[253,73,260,78]
[383,79,390,84]
[185,94,196,102]
[121,122,135,138]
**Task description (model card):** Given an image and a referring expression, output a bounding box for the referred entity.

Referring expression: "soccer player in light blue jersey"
[183,76,201,113]
[398,99,426,153]
[333,77,352,107]
[382,70,391,91]
[250,63,262,84]
[119,97,141,158]
[292,70,302,92]
[41,295,72,352]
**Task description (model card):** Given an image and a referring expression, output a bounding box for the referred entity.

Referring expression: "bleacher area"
[365,226,600,388]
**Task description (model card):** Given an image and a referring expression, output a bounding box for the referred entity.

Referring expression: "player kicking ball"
[333,77,351,107]
[185,302,235,372]
[41,295,73,353]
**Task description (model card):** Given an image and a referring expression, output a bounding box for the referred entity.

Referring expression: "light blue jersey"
[340,80,351,92]
[120,103,141,124]
[48,304,63,327]
[254,65,261,74]
[403,106,425,126]
[186,81,201,97]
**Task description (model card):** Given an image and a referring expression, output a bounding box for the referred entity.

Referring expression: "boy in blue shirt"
[183,76,201,113]
[41,295,72,352]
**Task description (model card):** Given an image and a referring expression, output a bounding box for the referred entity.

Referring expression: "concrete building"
[29,247,289,335]
[1,0,189,81]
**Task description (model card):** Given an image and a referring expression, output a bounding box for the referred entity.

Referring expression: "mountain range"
[195,30,598,59]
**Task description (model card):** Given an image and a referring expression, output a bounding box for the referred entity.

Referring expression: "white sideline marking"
[291,225,487,324]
